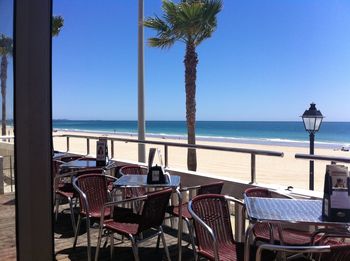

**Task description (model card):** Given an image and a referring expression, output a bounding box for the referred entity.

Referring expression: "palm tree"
[144,0,222,171]
[52,15,64,37]
[0,35,13,137]
[0,16,64,137]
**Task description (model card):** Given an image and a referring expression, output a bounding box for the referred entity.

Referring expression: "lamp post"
[301,103,324,190]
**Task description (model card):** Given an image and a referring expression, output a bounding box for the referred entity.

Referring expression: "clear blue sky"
[2,1,350,121]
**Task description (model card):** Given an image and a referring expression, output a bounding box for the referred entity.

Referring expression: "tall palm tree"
[144,0,222,171]
[0,16,64,137]
[0,35,13,136]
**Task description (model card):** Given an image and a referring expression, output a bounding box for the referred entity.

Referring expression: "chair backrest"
[190,194,235,257]
[244,187,292,199]
[322,245,350,261]
[317,231,350,261]
[119,165,147,175]
[198,181,224,195]
[244,187,270,198]
[75,168,104,176]
[74,174,109,216]
[138,188,172,233]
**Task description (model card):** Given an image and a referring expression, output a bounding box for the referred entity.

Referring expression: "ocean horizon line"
[51,119,350,123]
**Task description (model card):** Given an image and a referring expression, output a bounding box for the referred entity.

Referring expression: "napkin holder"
[322,164,350,222]
[96,138,108,167]
[147,165,170,184]
[146,148,170,184]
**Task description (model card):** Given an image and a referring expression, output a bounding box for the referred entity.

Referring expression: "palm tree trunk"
[1,55,7,137]
[184,42,198,171]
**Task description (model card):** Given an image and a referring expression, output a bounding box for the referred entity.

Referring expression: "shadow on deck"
[0,193,195,261]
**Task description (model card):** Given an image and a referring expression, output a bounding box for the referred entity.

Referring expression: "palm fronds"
[144,0,222,47]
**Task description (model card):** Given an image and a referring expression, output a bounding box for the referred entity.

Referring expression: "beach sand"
[53,130,350,192]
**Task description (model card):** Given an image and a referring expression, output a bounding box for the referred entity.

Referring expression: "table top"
[53,151,72,159]
[114,174,180,188]
[245,196,350,226]
[60,159,110,169]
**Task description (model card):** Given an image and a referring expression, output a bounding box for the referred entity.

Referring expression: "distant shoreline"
[54,128,348,150]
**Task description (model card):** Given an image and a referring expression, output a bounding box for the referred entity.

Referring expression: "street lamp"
[301,103,324,190]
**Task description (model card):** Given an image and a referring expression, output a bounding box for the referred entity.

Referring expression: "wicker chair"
[73,173,117,261]
[95,188,173,261]
[188,194,245,261]
[166,181,224,257]
[53,158,105,231]
[256,240,350,261]
[244,187,316,246]
[118,165,148,198]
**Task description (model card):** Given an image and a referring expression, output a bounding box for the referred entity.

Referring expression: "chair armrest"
[225,195,244,206]
[256,244,330,261]
[311,227,350,245]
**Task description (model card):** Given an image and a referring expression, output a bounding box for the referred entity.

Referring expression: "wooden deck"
[0,193,195,261]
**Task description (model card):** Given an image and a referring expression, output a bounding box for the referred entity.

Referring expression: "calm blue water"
[52,120,350,146]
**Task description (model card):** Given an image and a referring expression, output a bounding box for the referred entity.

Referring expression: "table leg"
[244,222,255,261]
[176,188,183,261]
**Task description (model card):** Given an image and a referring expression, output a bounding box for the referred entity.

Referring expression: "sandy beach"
[53,130,350,192]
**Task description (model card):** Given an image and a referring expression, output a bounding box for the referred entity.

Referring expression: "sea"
[52,120,350,149]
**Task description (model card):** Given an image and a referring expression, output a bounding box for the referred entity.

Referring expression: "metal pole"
[86,138,90,155]
[0,156,4,194]
[164,145,168,168]
[309,132,315,190]
[251,154,256,184]
[66,136,70,152]
[137,0,146,163]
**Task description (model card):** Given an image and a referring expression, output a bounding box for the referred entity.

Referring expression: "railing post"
[10,156,13,192]
[0,156,4,194]
[66,136,70,152]
[86,138,90,155]
[111,140,114,158]
[251,154,256,184]
[164,145,168,168]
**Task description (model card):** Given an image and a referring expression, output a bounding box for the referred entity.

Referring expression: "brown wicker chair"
[256,239,350,261]
[166,181,224,257]
[95,188,173,261]
[118,165,148,198]
[73,173,117,261]
[188,194,245,261]
[244,187,316,246]
[53,157,105,231]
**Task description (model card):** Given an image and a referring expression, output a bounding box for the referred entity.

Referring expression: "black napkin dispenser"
[147,164,167,184]
[322,165,350,222]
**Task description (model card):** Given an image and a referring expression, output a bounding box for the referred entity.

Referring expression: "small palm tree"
[0,16,64,137]
[52,15,64,37]
[144,0,222,171]
[0,35,13,136]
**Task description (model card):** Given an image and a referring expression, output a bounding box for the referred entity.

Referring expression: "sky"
[1,0,350,121]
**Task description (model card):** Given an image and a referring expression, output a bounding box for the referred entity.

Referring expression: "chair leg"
[130,236,140,261]
[185,218,197,259]
[73,214,82,249]
[86,216,92,261]
[160,226,171,261]
[110,232,114,260]
[54,196,60,221]
[94,225,104,261]
[156,233,161,250]
[68,197,76,231]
